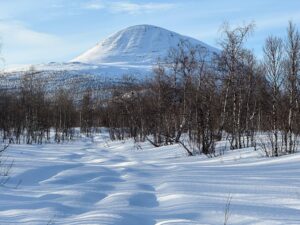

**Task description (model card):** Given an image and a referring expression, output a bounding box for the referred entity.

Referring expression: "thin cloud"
[0,20,61,46]
[255,11,300,31]
[110,2,174,14]
[84,1,175,14]
[84,0,105,10]
[0,20,85,65]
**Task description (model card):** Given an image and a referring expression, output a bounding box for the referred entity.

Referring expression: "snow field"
[0,132,300,224]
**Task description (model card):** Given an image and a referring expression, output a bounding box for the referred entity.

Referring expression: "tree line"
[0,21,299,157]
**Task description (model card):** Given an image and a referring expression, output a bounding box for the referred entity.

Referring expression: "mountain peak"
[71,25,216,65]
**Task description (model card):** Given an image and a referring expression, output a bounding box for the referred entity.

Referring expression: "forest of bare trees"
[0,21,299,157]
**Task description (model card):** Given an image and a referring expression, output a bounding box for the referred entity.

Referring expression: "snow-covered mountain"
[3,25,218,91]
[6,25,217,74]
[71,24,217,66]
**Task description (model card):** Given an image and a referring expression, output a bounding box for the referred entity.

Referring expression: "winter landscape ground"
[1,131,300,225]
[2,2,300,225]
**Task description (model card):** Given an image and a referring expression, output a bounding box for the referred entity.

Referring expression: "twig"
[224,194,232,225]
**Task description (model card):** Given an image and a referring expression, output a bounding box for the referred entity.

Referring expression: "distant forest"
[1,21,300,157]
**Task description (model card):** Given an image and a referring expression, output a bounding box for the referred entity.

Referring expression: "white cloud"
[84,0,105,10]
[110,2,174,14]
[0,21,61,46]
[255,12,300,31]
[0,20,80,65]
[83,1,175,14]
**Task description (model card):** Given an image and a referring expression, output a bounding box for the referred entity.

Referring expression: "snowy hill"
[2,25,218,92]
[5,25,217,77]
[71,24,218,66]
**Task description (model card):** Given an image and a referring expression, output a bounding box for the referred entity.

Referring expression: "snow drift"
[2,132,300,225]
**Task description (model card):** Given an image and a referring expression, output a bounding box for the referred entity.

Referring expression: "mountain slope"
[71,24,217,65]
[4,25,218,89]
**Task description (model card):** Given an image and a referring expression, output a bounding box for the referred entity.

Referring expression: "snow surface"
[4,62,152,76]
[2,132,300,225]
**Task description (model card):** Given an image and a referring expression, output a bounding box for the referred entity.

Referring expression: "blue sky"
[0,0,300,67]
